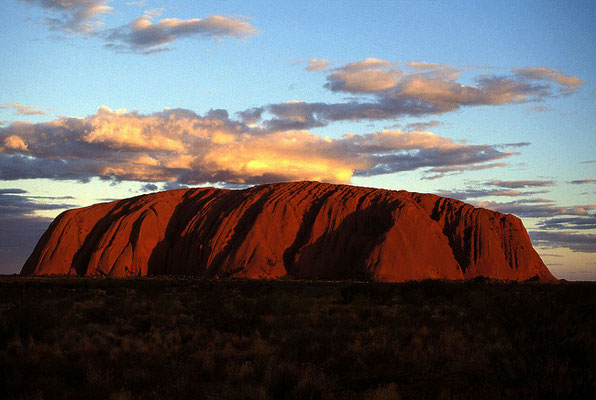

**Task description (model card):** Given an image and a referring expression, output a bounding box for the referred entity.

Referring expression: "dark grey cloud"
[236,107,264,124]
[354,145,511,178]
[0,216,53,274]
[493,142,531,149]
[0,188,27,194]
[530,231,596,253]
[570,179,596,185]
[140,183,158,192]
[0,190,76,218]
[436,188,549,201]
[537,215,596,231]
[473,199,595,218]
[421,162,508,181]
[488,180,555,188]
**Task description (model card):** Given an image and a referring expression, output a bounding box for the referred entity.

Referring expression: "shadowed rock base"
[21,181,557,282]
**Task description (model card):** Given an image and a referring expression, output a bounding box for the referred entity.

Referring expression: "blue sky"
[0,0,594,279]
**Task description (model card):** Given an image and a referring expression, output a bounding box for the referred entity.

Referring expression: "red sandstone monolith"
[21,181,557,282]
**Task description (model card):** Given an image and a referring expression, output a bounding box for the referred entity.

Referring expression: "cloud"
[524,105,552,114]
[325,58,400,93]
[473,199,596,218]
[0,216,53,274]
[104,14,258,54]
[493,142,532,149]
[403,120,441,132]
[0,188,27,194]
[22,0,113,34]
[406,62,461,80]
[140,183,158,192]
[236,107,264,124]
[0,106,516,186]
[514,67,584,93]
[421,162,508,180]
[488,180,555,188]
[537,215,596,230]
[258,60,582,130]
[0,189,76,218]
[0,103,46,116]
[436,188,550,201]
[530,231,596,253]
[0,189,75,273]
[570,179,596,185]
[306,58,332,71]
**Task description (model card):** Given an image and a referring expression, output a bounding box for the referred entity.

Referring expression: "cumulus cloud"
[530,231,596,253]
[22,0,113,34]
[0,106,516,186]
[0,103,46,116]
[306,58,332,71]
[104,14,258,54]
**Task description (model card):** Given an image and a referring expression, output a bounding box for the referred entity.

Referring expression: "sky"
[0,0,594,279]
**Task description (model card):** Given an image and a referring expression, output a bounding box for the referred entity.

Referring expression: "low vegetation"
[1,277,595,399]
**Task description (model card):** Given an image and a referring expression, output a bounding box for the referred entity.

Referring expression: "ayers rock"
[21,181,556,282]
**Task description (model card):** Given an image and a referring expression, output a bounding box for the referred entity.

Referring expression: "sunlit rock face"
[21,181,557,282]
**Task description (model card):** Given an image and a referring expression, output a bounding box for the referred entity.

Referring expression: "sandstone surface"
[21,181,557,282]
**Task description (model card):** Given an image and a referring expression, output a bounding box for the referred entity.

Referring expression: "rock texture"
[21,181,557,282]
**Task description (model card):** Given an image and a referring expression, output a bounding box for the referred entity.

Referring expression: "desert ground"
[1,276,595,399]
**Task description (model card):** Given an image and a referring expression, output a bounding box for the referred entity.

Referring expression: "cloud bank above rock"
[0,106,517,186]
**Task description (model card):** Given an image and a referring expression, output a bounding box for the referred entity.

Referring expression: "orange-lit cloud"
[0,103,46,116]
[105,14,258,54]
[267,59,583,129]
[406,62,461,80]
[0,106,516,185]
[325,58,401,93]
[306,58,332,71]
[22,0,113,34]
[514,67,584,93]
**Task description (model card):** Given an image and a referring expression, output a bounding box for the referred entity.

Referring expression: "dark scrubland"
[1,276,595,400]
